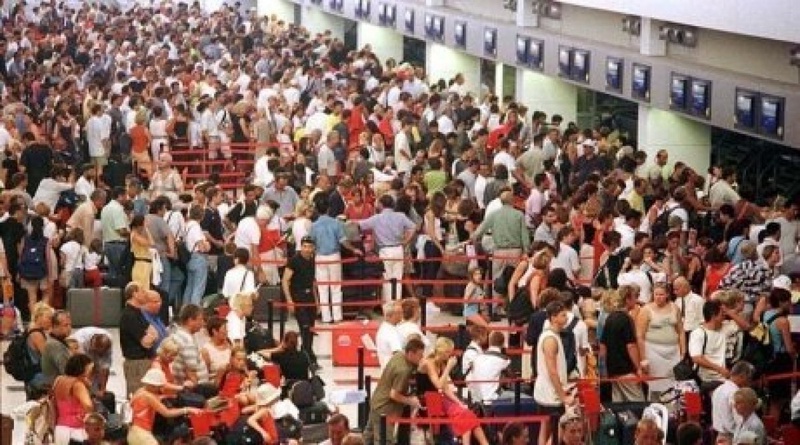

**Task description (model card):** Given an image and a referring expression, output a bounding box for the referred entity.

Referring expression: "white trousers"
[316,252,343,322]
[379,246,405,302]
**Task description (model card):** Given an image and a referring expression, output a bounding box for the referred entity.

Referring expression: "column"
[257,0,294,22]
[357,22,404,63]
[637,106,711,175]
[426,42,481,98]
[640,17,667,57]
[301,6,346,40]
[494,62,505,99]
[515,69,578,125]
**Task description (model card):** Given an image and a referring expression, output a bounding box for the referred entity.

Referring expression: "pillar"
[637,106,711,176]
[426,42,481,98]
[257,0,293,21]
[357,22,404,64]
[640,17,667,57]
[516,0,539,28]
[515,69,578,125]
[301,6,346,40]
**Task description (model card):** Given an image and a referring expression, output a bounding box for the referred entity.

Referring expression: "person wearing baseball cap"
[127,368,202,444]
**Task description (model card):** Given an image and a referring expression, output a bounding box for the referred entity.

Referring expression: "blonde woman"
[508,249,553,322]
[25,302,54,398]
[130,214,154,291]
[636,282,684,399]
[226,292,255,347]
[150,338,184,396]
[129,111,152,177]
[417,337,490,445]
[128,368,201,444]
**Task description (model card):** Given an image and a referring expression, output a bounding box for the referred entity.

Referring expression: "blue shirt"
[142,310,169,351]
[309,215,346,255]
[358,209,416,248]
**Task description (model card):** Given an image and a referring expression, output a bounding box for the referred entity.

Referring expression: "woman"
[559,411,587,445]
[417,337,489,445]
[762,288,796,419]
[130,214,154,290]
[705,247,732,298]
[508,248,552,322]
[636,282,684,400]
[501,422,530,445]
[130,111,152,178]
[19,216,50,313]
[290,201,313,249]
[202,316,232,382]
[245,383,282,444]
[420,192,446,300]
[226,292,254,347]
[183,205,211,305]
[25,302,54,399]
[713,290,750,368]
[150,337,184,396]
[53,354,95,444]
[222,248,256,299]
[149,153,184,205]
[149,106,170,161]
[344,188,374,221]
[551,226,581,282]
[128,368,201,444]
[259,331,311,382]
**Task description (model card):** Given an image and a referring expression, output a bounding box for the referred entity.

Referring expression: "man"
[74,165,97,201]
[627,178,647,215]
[319,413,351,445]
[358,195,416,302]
[517,134,546,183]
[326,177,352,218]
[709,166,740,209]
[533,301,576,445]
[674,277,705,339]
[282,236,321,371]
[525,173,549,229]
[100,186,130,285]
[712,361,756,442]
[67,189,106,247]
[318,131,339,177]
[225,184,259,229]
[262,172,299,218]
[120,282,158,395]
[363,338,425,445]
[32,166,73,212]
[145,197,176,297]
[600,288,645,402]
[19,132,54,196]
[469,331,511,403]
[456,159,480,200]
[616,209,641,250]
[310,196,362,323]
[634,418,665,445]
[571,139,606,186]
[41,311,72,385]
[690,300,729,393]
[473,188,529,284]
[533,205,560,247]
[617,249,654,304]
[71,326,113,393]
[376,301,404,371]
[393,116,413,176]
[648,149,672,185]
[86,103,111,179]
[171,304,211,387]
[462,324,488,380]
[141,290,169,349]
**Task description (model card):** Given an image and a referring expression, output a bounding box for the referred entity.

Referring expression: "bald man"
[71,326,114,392]
[673,276,705,340]
[141,290,169,351]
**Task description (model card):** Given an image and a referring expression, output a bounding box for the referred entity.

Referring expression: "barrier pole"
[391,278,398,301]
[363,375,373,430]
[266,300,274,333]
[420,295,428,328]
[514,380,522,416]
[486,252,495,319]
[279,307,286,339]
[357,346,365,429]
[379,414,387,445]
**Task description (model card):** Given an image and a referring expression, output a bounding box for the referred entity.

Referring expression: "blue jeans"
[103,242,129,286]
[182,253,208,306]
[160,260,185,307]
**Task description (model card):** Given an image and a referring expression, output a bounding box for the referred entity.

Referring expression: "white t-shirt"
[712,379,741,436]
[617,268,655,304]
[493,151,517,184]
[394,132,412,173]
[376,321,403,371]
[395,320,429,349]
[469,347,511,402]
[678,292,706,332]
[60,240,84,272]
[234,217,261,250]
[225,311,246,344]
[550,243,581,281]
[689,326,727,383]
[184,220,206,252]
[74,176,95,200]
[222,265,256,298]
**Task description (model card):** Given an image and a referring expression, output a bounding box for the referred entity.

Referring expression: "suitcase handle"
[93,287,102,326]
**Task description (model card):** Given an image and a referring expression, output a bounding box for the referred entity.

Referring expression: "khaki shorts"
[20,277,49,290]
[92,155,108,167]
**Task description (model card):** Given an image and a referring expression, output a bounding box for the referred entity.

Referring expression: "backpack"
[651,206,677,240]
[740,312,781,375]
[25,387,57,444]
[593,247,630,289]
[3,328,41,381]
[560,316,580,375]
[18,236,48,280]
[289,380,316,408]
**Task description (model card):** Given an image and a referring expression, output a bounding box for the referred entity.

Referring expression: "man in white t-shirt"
[690,300,729,386]
[617,249,656,304]
[468,331,511,402]
[393,117,413,174]
[234,206,271,267]
[674,277,705,335]
[712,361,755,441]
[375,301,404,371]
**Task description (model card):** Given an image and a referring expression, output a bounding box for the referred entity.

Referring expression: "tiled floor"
[1,310,519,444]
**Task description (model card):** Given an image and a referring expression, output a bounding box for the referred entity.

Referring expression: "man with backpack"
[690,299,729,418]
[41,311,72,385]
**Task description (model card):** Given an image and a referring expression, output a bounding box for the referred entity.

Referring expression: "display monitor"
[484,28,497,56]
[632,64,650,101]
[606,57,622,92]
[516,35,529,65]
[572,49,590,83]
[670,73,688,110]
[760,95,784,139]
[691,79,711,119]
[734,89,757,130]
[558,46,571,78]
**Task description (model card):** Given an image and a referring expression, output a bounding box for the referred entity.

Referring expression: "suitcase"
[301,423,329,443]
[298,401,330,424]
[485,395,537,441]
[253,284,283,322]
[67,287,122,327]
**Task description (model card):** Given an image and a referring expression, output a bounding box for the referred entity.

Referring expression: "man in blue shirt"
[310,194,363,323]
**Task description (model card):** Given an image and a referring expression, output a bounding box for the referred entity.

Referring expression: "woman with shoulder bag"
[53,354,96,445]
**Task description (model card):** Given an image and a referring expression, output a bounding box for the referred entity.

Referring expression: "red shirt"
[219,369,245,399]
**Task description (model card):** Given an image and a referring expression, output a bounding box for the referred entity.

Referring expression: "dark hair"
[64,353,93,377]
[131,214,145,229]
[234,248,250,265]
[676,422,703,445]
[314,192,330,214]
[545,301,566,319]
[501,422,527,445]
[206,316,227,337]
[547,268,570,291]
[178,304,203,324]
[769,288,792,309]
[379,194,395,210]
[29,215,45,240]
[702,300,723,322]
[283,331,299,350]
[405,337,426,353]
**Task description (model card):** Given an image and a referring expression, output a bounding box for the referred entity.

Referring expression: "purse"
[672,355,697,382]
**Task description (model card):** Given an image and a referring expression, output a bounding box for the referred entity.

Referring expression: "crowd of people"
[0,1,800,445]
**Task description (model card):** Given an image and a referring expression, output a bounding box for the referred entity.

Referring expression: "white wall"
[515,70,578,126]
[301,6,346,40]
[257,0,294,22]
[445,0,515,23]
[544,5,638,50]
[426,43,481,98]
[637,106,711,176]
[357,22,404,65]
[557,0,800,43]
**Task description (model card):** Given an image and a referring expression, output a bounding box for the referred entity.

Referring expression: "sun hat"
[141,368,167,387]
[255,383,281,406]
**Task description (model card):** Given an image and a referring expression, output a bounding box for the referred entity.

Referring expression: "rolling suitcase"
[253,284,283,322]
[67,287,122,327]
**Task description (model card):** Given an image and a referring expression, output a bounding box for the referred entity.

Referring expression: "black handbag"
[507,288,533,325]
[672,355,697,381]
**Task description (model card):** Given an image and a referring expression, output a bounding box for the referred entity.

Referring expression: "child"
[218,347,258,407]
[66,338,80,355]
[84,239,104,288]
[463,267,489,327]
[59,227,86,288]
[732,387,766,445]
[243,383,282,444]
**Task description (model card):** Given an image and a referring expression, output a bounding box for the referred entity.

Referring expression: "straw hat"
[141,368,167,387]
[254,383,281,406]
